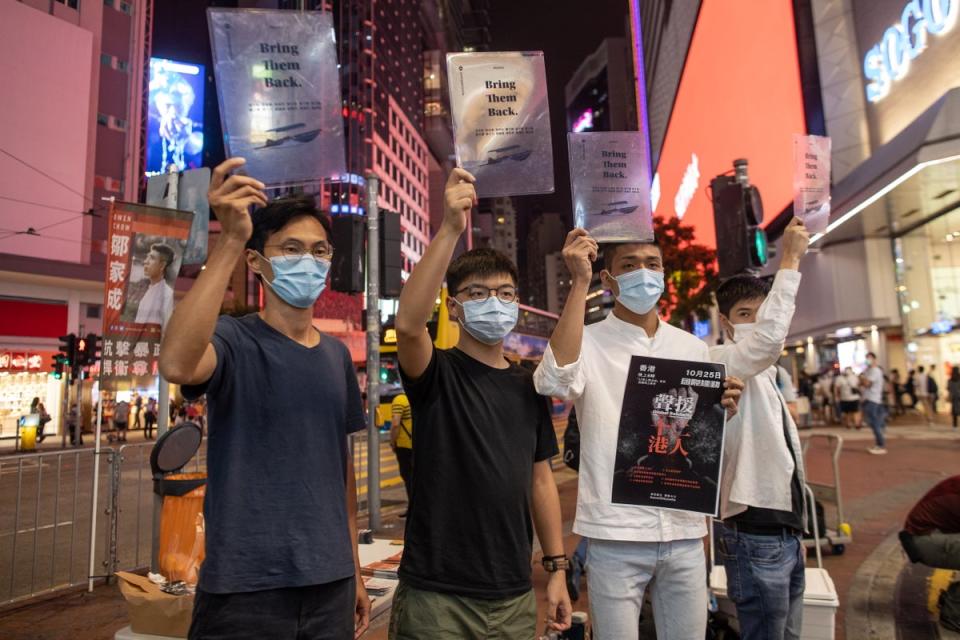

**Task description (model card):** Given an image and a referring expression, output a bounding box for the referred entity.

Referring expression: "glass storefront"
[0,371,63,439]
[900,204,960,378]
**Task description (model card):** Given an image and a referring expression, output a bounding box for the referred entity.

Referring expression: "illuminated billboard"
[146,57,205,177]
[650,2,807,248]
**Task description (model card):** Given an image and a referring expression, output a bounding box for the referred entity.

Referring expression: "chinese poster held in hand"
[100,202,193,388]
[793,134,831,234]
[568,132,654,242]
[207,9,346,187]
[612,356,728,516]
[447,51,554,198]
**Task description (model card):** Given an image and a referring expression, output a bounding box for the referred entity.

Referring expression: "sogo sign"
[864,0,959,103]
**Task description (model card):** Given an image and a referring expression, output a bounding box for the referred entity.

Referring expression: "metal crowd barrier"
[0,447,114,606]
[1,433,370,608]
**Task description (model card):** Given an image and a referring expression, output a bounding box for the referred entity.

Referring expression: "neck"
[612,302,659,337]
[259,292,318,347]
[149,275,164,285]
[455,330,508,369]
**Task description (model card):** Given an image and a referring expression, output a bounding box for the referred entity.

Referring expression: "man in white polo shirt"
[534,229,742,640]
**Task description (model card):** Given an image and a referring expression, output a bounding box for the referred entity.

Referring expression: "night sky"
[486,0,629,237]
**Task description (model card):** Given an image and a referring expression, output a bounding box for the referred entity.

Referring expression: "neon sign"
[864,0,958,103]
[571,108,594,133]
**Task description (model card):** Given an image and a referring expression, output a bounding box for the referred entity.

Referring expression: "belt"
[726,521,803,537]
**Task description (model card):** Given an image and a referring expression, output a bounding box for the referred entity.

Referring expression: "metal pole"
[87,399,103,592]
[60,371,70,450]
[152,167,178,571]
[365,174,381,530]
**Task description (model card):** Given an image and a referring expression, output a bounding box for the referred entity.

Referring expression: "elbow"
[158,357,188,385]
[394,314,422,339]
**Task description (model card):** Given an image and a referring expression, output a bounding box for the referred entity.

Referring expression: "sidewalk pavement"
[0,414,957,639]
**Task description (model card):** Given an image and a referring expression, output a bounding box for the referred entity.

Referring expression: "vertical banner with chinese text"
[793,134,831,233]
[101,202,193,389]
[207,9,346,187]
[612,356,727,516]
[447,51,554,198]
[568,131,654,242]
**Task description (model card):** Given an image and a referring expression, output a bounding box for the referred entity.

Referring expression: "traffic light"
[380,210,402,299]
[58,334,77,368]
[50,354,67,379]
[711,159,768,278]
[330,214,366,294]
[77,333,101,366]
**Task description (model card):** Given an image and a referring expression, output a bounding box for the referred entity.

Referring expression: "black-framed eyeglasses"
[454,284,518,303]
[264,241,334,262]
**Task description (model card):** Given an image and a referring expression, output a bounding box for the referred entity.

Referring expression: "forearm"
[160,237,243,379]
[532,468,565,558]
[549,280,589,367]
[396,227,460,334]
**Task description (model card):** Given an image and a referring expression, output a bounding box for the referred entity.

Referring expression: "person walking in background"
[906,369,918,410]
[389,392,413,517]
[890,369,905,416]
[928,369,941,416]
[132,393,143,431]
[144,397,157,439]
[31,397,51,443]
[948,367,960,429]
[917,366,933,423]
[113,399,130,443]
[67,402,82,446]
[835,368,860,429]
[861,352,888,455]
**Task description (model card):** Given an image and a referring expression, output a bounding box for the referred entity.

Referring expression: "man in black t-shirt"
[160,158,369,639]
[389,168,571,639]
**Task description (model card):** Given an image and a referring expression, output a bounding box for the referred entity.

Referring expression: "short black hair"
[601,241,662,271]
[867,352,877,359]
[150,243,176,277]
[715,275,771,317]
[246,194,333,255]
[446,248,519,296]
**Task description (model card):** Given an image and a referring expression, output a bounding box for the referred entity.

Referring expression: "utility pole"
[365,173,381,530]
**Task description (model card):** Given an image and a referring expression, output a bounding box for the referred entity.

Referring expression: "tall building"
[564,37,638,135]
[544,251,572,315]
[524,212,566,310]
[0,0,152,434]
[473,197,518,265]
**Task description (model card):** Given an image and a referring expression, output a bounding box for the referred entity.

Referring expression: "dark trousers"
[395,446,413,502]
[144,415,156,438]
[189,576,355,640]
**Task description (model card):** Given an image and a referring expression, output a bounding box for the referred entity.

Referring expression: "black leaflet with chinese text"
[612,355,727,516]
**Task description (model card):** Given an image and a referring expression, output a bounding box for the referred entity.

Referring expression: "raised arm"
[711,218,809,381]
[159,158,267,385]
[395,169,476,379]
[533,230,596,400]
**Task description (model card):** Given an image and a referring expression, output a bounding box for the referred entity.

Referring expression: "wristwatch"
[541,555,570,572]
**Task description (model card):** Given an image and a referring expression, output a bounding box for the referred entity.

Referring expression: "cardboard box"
[116,572,194,639]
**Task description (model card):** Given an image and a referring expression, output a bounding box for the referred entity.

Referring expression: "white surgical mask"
[731,321,757,343]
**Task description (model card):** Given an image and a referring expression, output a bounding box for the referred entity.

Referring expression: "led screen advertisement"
[651,2,808,248]
[146,57,205,177]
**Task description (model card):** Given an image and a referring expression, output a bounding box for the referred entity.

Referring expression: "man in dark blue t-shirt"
[160,158,369,639]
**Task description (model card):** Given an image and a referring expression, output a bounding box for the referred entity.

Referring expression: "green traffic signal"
[750,228,769,267]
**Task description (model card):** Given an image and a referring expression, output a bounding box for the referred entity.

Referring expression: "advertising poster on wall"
[612,356,727,516]
[447,51,554,198]
[568,131,654,242]
[207,8,346,186]
[793,134,831,234]
[100,202,193,389]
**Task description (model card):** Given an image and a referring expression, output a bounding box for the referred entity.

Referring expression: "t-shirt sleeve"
[533,393,560,462]
[182,316,237,401]
[399,346,442,404]
[342,344,366,434]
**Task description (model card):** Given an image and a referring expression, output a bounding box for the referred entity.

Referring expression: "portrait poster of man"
[611,356,727,516]
[101,202,192,387]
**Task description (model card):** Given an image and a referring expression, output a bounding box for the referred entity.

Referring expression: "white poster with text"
[793,134,831,233]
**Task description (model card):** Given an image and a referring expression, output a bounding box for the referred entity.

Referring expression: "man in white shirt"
[916,365,934,423]
[710,217,810,640]
[135,244,176,327]
[861,352,888,454]
[534,230,743,640]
